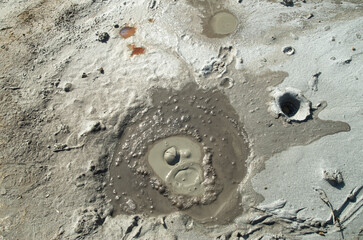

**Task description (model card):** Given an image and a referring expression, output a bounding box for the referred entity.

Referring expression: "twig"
[314,187,345,239]
[5,86,21,90]
[340,195,363,226]
[0,27,12,31]
[53,143,84,152]
[336,185,363,217]
[314,187,336,223]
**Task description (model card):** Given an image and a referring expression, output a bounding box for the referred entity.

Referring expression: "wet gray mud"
[107,83,250,224]
[106,68,351,225]
[224,69,351,158]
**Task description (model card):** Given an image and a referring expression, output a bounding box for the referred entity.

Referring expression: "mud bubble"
[107,83,250,224]
[148,136,205,196]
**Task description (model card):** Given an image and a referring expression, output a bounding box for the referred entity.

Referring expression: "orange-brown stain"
[148,18,155,23]
[120,26,136,39]
[128,44,145,56]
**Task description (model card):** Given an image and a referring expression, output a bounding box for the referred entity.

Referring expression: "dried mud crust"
[107,83,250,224]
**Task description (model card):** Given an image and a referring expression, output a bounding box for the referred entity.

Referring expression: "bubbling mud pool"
[107,83,250,224]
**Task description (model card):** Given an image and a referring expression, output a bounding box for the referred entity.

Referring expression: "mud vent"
[279,93,300,117]
[107,83,250,224]
[269,87,312,122]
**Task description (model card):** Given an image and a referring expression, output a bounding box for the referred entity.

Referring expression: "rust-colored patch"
[119,26,136,39]
[148,18,155,23]
[128,44,145,56]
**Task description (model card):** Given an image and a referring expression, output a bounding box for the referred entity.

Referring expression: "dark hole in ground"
[279,93,300,117]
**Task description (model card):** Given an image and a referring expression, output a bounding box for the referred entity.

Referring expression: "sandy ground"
[0,0,362,239]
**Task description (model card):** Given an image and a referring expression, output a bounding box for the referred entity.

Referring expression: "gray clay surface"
[0,0,362,239]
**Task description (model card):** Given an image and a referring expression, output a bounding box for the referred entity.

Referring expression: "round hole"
[282,46,295,55]
[219,77,234,89]
[278,93,301,117]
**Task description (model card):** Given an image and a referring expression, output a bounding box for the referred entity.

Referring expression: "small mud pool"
[107,83,250,224]
[187,0,238,38]
[205,11,238,37]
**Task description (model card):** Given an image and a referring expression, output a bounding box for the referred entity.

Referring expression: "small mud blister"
[107,83,249,224]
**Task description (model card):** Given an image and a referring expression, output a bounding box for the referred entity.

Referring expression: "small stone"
[281,0,294,7]
[64,83,72,92]
[81,73,87,78]
[98,67,104,74]
[323,169,344,185]
[0,187,6,195]
[344,58,352,64]
[126,199,136,210]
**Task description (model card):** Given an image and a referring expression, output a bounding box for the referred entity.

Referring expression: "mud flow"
[107,83,250,224]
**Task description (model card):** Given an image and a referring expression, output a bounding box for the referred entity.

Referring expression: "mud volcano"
[107,83,250,224]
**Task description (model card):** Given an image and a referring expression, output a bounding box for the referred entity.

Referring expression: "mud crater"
[107,83,250,224]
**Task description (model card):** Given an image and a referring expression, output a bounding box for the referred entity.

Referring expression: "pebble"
[64,83,72,92]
